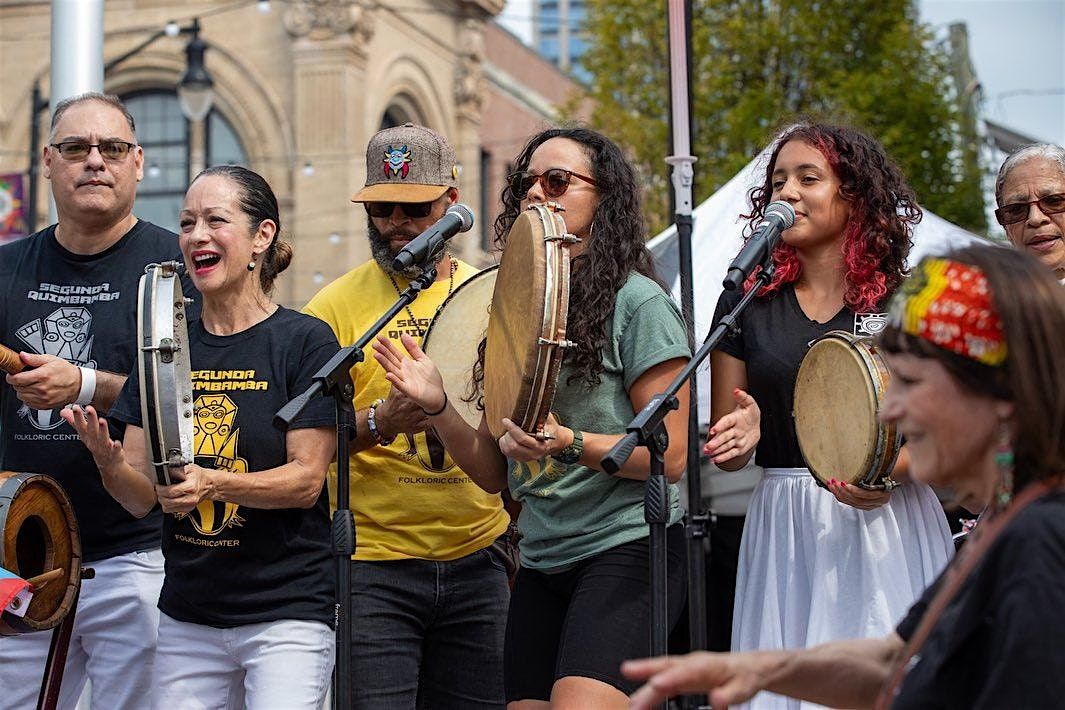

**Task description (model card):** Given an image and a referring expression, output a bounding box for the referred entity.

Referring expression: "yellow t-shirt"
[304,259,508,561]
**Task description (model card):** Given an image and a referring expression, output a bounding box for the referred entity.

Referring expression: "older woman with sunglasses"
[625,244,1065,710]
[994,143,1065,283]
[373,127,691,709]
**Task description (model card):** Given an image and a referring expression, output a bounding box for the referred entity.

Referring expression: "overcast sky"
[497,0,1065,146]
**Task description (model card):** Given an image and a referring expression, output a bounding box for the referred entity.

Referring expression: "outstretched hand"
[704,388,760,465]
[372,334,447,415]
[623,652,769,710]
[60,405,125,474]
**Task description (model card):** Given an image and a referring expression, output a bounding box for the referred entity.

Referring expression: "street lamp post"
[26,18,215,232]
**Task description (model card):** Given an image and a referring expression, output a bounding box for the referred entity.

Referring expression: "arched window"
[123,89,248,231]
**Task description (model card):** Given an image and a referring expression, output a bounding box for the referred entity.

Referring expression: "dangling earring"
[247,258,256,272]
[993,422,1014,509]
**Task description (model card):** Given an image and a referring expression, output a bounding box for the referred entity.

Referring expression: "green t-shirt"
[508,272,691,569]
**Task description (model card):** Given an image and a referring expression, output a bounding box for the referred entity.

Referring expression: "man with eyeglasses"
[0,92,194,709]
[304,123,510,708]
[994,143,1065,284]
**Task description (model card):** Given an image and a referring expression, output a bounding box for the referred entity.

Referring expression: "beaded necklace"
[386,254,457,339]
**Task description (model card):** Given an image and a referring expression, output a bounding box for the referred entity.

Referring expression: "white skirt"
[731,468,954,710]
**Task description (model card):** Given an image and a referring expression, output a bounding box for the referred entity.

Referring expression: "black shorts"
[504,524,687,701]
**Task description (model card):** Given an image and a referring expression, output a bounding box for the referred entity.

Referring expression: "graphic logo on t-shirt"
[180,392,249,536]
[15,306,96,430]
[398,429,455,473]
[854,312,888,336]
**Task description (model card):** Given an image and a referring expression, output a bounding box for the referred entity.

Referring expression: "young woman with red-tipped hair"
[704,124,954,710]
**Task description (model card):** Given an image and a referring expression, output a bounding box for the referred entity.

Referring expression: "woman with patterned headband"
[703,124,954,708]
[625,244,1065,709]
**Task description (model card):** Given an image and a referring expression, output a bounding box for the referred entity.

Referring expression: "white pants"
[0,548,164,710]
[153,613,334,710]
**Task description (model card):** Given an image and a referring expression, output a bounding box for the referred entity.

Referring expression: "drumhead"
[484,205,570,438]
[794,333,879,485]
[0,472,81,636]
[422,266,498,429]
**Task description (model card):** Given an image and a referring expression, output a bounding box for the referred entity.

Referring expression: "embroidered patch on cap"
[383,145,412,179]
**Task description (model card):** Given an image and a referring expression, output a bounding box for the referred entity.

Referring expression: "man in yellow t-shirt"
[304,123,509,709]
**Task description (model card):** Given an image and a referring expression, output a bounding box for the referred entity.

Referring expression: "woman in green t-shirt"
[373,127,692,709]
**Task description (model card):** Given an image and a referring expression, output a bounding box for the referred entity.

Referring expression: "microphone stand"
[601,263,774,710]
[274,261,440,710]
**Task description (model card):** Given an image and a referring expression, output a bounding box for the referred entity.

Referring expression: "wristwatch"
[552,429,584,465]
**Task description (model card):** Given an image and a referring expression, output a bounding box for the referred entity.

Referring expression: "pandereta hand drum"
[484,203,577,439]
[793,330,902,489]
[0,472,81,635]
[138,261,194,486]
[422,266,499,428]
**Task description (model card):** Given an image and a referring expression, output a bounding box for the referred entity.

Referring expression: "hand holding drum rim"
[60,405,127,477]
[155,464,217,515]
[824,477,892,510]
[497,413,570,462]
[703,387,761,465]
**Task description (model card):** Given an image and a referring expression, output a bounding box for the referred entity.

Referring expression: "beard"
[367,216,446,279]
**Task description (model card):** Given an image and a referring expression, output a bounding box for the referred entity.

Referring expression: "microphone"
[391,204,475,272]
[722,201,796,291]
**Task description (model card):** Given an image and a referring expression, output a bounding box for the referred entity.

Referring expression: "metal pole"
[49,0,105,223]
[665,0,710,670]
[28,81,43,234]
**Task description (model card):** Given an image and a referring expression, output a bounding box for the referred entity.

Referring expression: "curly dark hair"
[487,127,661,388]
[744,124,919,312]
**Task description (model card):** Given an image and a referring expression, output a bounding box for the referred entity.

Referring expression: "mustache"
[380,227,418,240]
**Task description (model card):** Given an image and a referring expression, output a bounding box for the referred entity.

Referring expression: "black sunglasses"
[50,140,137,161]
[365,201,435,219]
[995,193,1065,226]
[507,168,597,200]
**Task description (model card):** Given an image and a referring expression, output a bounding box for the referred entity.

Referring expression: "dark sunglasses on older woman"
[507,168,597,200]
[365,201,435,219]
[995,193,1065,226]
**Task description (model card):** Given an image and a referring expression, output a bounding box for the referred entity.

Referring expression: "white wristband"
[75,366,97,406]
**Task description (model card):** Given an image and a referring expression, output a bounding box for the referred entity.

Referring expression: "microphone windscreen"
[447,204,475,232]
[764,201,796,228]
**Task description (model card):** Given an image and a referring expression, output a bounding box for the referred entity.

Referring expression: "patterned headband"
[888,257,1007,366]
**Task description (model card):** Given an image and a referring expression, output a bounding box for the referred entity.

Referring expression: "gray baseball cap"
[351,123,460,203]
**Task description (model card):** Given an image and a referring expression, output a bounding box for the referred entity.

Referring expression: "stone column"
[453,17,488,264]
[284,0,375,305]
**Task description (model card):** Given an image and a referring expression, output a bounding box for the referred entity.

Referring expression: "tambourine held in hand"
[484,203,576,439]
[137,261,195,486]
[793,330,902,489]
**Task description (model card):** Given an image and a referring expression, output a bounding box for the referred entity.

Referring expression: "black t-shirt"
[0,221,196,562]
[110,307,339,628]
[892,490,1065,708]
[713,284,875,468]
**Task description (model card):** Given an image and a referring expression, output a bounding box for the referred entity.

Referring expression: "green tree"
[575,0,987,234]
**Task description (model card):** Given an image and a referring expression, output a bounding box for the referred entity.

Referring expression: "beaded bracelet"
[367,398,394,446]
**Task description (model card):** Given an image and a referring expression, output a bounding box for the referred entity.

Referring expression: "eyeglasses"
[49,140,137,161]
[365,201,435,219]
[507,168,597,200]
[995,193,1065,226]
